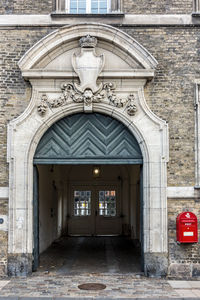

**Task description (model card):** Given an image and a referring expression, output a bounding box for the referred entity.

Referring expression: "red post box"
[176,212,198,243]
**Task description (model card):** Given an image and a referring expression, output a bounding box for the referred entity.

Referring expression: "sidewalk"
[0,273,200,299]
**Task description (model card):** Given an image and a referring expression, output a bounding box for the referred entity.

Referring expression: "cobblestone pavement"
[0,273,200,299]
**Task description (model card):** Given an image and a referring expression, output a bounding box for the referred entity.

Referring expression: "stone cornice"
[22,70,155,80]
[0,14,199,27]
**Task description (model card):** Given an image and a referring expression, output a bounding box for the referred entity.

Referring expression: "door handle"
[95,210,97,216]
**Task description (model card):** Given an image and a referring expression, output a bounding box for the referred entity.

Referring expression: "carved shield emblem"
[72,35,105,93]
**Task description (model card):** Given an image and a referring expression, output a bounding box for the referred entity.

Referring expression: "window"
[74,191,91,216]
[99,190,116,216]
[91,0,108,13]
[70,0,108,13]
[55,0,121,13]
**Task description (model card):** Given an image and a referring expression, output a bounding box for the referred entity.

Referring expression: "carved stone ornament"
[72,34,105,93]
[37,35,137,116]
[38,83,137,116]
[37,94,48,115]
[126,94,137,116]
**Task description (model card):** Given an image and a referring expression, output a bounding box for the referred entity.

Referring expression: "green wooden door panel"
[33,113,142,164]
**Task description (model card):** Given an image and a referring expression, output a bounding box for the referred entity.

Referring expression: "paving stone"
[189,282,200,288]
[168,281,192,289]
[175,289,200,298]
[0,281,9,287]
[19,298,53,300]
[0,274,181,298]
[192,290,200,297]
[55,298,96,300]
[54,298,94,300]
[0,298,19,300]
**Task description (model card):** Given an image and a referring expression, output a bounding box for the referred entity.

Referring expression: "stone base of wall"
[7,253,32,277]
[168,263,200,279]
[0,264,7,277]
[144,252,168,277]
[0,199,8,277]
[0,231,7,276]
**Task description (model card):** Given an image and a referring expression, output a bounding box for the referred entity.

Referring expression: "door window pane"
[74,190,91,216]
[99,190,116,216]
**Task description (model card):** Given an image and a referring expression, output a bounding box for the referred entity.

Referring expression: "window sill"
[51,12,124,18]
[191,12,200,17]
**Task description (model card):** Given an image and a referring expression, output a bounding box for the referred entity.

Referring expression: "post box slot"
[183,232,194,236]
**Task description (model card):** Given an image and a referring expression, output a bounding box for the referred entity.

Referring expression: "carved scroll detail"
[37,82,137,116]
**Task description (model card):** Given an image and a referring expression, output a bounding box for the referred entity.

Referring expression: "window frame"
[54,0,122,14]
[68,0,110,14]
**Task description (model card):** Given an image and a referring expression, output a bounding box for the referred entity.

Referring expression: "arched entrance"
[33,113,143,272]
[7,23,169,277]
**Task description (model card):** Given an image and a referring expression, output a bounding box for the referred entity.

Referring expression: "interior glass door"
[68,184,122,236]
[95,186,122,236]
[74,190,91,217]
[68,187,95,235]
[98,190,116,217]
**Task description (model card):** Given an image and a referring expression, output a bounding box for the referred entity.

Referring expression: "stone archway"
[7,23,169,277]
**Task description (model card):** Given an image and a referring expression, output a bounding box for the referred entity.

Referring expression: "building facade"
[0,0,200,278]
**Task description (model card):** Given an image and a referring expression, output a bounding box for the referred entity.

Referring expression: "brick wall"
[0,27,54,186]
[123,0,193,14]
[0,0,53,14]
[122,26,198,186]
[0,0,194,15]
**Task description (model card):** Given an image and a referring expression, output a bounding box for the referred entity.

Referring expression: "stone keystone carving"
[72,35,105,93]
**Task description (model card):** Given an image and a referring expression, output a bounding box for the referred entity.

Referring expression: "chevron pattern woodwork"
[34,113,142,164]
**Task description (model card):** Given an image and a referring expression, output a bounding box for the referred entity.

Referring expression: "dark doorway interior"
[33,164,143,273]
